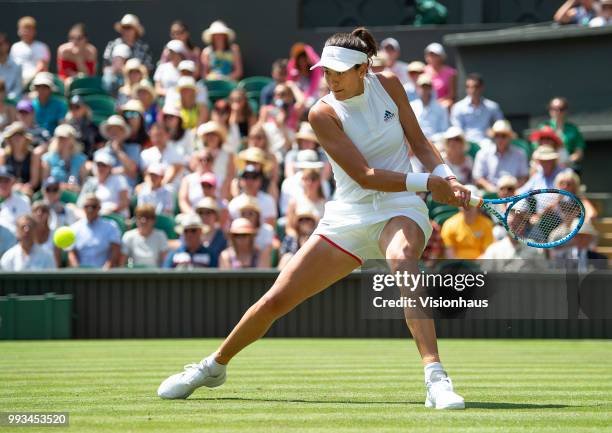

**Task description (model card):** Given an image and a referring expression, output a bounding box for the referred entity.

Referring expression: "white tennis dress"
[313,72,432,263]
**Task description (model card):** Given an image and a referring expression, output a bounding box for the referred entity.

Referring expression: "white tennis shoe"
[425,370,465,410]
[157,358,226,399]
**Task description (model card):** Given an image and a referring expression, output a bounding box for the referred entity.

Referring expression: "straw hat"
[179,213,204,231]
[195,196,219,212]
[178,60,196,73]
[487,119,517,139]
[229,217,257,235]
[161,103,181,118]
[417,74,433,87]
[237,147,271,172]
[235,195,261,214]
[123,58,147,76]
[30,72,56,91]
[100,115,131,139]
[111,43,131,59]
[202,20,235,44]
[295,122,318,143]
[3,121,33,142]
[53,124,78,139]
[497,175,518,189]
[114,14,145,37]
[294,149,324,170]
[197,121,228,143]
[532,145,559,161]
[371,50,388,68]
[120,99,144,114]
[132,80,156,99]
[442,126,467,150]
[93,151,116,166]
[295,203,320,221]
[529,126,563,147]
[408,61,426,73]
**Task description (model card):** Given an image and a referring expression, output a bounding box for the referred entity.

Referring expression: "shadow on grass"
[190,397,576,409]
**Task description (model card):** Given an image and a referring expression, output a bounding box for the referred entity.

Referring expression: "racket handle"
[469,195,483,207]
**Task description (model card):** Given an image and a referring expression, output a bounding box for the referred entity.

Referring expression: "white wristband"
[405,173,430,192]
[432,164,455,179]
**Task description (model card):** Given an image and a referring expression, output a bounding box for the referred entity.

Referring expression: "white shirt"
[480,236,546,272]
[0,193,31,233]
[137,183,175,215]
[80,174,128,217]
[121,228,168,267]
[410,97,449,139]
[9,40,50,84]
[140,144,184,191]
[279,171,330,215]
[0,243,56,270]
[228,192,277,221]
[169,129,196,165]
[388,61,409,85]
[254,223,274,250]
[153,62,180,93]
[589,16,612,27]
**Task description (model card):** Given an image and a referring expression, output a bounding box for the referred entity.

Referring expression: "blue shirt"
[0,58,23,100]
[205,229,227,266]
[472,145,529,185]
[0,224,17,257]
[518,166,564,193]
[42,152,87,183]
[450,96,504,144]
[410,97,449,139]
[70,217,121,268]
[163,243,218,268]
[33,96,68,134]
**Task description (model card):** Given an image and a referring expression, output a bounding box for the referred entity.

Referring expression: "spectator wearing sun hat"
[117,58,149,106]
[234,194,274,266]
[380,37,409,85]
[41,123,87,187]
[120,99,149,153]
[196,121,234,199]
[194,196,227,259]
[228,164,277,226]
[233,145,277,199]
[164,213,217,268]
[219,217,262,269]
[140,122,184,192]
[9,16,50,85]
[161,102,196,165]
[284,121,330,179]
[78,151,129,217]
[518,145,565,193]
[410,73,449,141]
[154,39,187,98]
[132,79,157,131]
[472,120,529,193]
[441,126,472,185]
[529,125,569,167]
[404,60,426,101]
[201,20,243,81]
[102,43,131,97]
[278,202,321,269]
[0,121,40,195]
[135,162,175,216]
[450,73,504,145]
[30,72,67,134]
[164,60,209,119]
[424,42,456,109]
[96,114,139,184]
[103,14,153,72]
[173,76,206,129]
[280,148,330,216]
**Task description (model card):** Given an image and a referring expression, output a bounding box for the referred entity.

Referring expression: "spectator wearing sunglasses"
[68,194,121,268]
[164,213,217,268]
[96,115,139,184]
[228,164,277,226]
[56,23,97,82]
[121,204,168,268]
[194,197,227,260]
[120,98,150,149]
[40,176,77,230]
[537,97,585,168]
[41,123,87,189]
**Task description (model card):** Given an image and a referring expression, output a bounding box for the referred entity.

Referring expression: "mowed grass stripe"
[0,339,611,433]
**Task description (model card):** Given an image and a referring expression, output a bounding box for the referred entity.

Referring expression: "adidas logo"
[383,110,395,122]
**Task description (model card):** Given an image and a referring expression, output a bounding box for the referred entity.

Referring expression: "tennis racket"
[468,188,585,248]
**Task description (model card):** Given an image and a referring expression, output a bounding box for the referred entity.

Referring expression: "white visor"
[310,46,368,72]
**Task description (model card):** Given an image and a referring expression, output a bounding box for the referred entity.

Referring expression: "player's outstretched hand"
[428,175,463,207]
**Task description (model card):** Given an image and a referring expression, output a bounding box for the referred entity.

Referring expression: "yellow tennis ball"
[53,226,76,249]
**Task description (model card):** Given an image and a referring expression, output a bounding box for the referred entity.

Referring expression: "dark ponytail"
[325,27,378,61]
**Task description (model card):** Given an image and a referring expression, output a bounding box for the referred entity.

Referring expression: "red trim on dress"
[317,234,363,265]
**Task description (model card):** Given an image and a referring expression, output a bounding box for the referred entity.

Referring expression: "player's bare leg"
[379,216,465,410]
[157,235,360,399]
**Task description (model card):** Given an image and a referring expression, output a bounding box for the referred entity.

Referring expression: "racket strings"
[506,193,582,245]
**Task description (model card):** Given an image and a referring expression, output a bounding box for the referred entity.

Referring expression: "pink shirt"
[425,64,456,100]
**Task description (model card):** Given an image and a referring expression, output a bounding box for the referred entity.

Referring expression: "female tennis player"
[158,27,471,410]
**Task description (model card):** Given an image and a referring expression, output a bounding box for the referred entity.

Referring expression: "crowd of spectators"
[0,10,604,271]
[554,0,612,26]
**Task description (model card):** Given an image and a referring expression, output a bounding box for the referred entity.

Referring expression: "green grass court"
[1,339,611,432]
